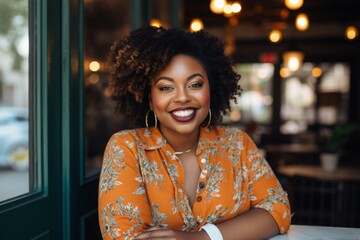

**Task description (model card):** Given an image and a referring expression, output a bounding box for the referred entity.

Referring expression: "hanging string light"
[295,13,309,31]
[150,19,162,27]
[210,0,241,16]
[210,0,227,14]
[269,29,282,43]
[285,0,303,10]
[345,25,358,40]
[190,18,204,32]
[283,51,304,72]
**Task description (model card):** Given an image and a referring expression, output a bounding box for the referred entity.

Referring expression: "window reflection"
[280,63,350,134]
[84,0,131,177]
[0,0,30,202]
[223,63,273,124]
[84,0,178,177]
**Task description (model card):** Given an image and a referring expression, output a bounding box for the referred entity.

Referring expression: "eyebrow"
[155,73,205,82]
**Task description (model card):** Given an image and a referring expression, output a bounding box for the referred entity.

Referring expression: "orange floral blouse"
[98,126,291,240]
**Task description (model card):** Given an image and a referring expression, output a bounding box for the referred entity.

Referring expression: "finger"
[143,226,163,232]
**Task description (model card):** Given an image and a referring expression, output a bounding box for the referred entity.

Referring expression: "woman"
[98,26,291,240]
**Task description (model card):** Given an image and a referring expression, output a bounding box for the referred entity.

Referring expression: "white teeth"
[172,109,194,117]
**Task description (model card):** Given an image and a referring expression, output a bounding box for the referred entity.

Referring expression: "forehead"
[162,54,206,74]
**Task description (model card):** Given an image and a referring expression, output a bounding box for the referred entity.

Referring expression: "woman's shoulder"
[211,126,254,148]
[213,125,248,138]
[109,128,165,149]
[110,128,147,141]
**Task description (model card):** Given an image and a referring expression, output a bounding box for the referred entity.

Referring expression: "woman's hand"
[133,226,209,240]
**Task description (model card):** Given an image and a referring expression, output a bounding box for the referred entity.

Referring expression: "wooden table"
[278,164,360,181]
[270,225,360,239]
[278,165,360,227]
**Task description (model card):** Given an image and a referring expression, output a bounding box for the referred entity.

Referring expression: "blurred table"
[270,225,360,239]
[278,164,360,227]
[278,164,360,181]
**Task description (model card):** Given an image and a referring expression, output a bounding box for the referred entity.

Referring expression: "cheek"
[150,89,165,111]
[151,99,163,112]
[199,88,211,107]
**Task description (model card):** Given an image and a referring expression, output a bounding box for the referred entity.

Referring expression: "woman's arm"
[216,208,279,240]
[98,132,153,239]
[133,209,277,240]
[223,132,291,238]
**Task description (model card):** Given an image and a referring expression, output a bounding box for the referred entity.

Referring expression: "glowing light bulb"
[190,19,204,32]
[150,19,161,27]
[231,2,242,13]
[295,13,309,31]
[269,29,282,43]
[280,67,290,78]
[283,51,304,72]
[285,0,303,10]
[345,25,358,40]
[210,0,227,14]
[89,61,100,72]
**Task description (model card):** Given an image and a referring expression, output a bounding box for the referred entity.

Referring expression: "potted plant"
[320,123,360,172]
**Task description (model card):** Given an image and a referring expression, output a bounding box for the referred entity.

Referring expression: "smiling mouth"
[171,109,196,121]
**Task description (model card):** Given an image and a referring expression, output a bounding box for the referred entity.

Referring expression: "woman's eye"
[189,82,203,88]
[159,86,173,91]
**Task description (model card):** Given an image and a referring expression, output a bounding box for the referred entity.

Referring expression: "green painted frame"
[0,1,181,239]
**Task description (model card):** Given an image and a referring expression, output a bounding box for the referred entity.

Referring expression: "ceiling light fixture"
[295,13,309,31]
[231,2,242,13]
[210,0,242,17]
[150,19,162,27]
[285,0,303,10]
[283,51,304,72]
[210,0,227,14]
[269,29,282,43]
[345,25,358,40]
[190,18,204,32]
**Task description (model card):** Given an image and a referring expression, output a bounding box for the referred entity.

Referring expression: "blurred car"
[0,107,29,170]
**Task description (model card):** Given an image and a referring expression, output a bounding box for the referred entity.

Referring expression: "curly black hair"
[107,26,241,128]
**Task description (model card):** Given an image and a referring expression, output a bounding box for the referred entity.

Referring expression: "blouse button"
[199,182,205,189]
[196,196,203,202]
[200,158,206,163]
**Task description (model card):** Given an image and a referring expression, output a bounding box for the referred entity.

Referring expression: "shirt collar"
[138,127,217,155]
[196,126,217,154]
[138,127,217,154]
[137,127,167,150]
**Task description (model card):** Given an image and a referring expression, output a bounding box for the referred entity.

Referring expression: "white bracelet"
[199,223,223,240]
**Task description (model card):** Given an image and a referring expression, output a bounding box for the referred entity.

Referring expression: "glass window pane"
[223,63,274,124]
[84,0,131,177]
[0,0,30,202]
[280,62,350,134]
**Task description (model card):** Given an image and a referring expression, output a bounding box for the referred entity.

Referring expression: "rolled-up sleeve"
[98,133,152,240]
[243,133,291,234]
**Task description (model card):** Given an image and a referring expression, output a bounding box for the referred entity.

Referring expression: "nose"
[173,88,191,103]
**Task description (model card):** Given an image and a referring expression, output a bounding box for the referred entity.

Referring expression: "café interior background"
[0,0,360,238]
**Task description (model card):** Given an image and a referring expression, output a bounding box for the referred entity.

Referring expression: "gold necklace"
[174,148,193,155]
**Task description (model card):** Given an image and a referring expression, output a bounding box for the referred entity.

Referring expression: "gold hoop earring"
[205,109,212,128]
[145,110,157,128]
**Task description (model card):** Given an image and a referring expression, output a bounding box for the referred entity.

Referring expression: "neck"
[159,127,199,154]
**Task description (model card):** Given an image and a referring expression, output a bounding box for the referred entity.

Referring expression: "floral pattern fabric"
[98,126,291,239]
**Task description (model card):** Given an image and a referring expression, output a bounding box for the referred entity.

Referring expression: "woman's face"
[150,54,210,137]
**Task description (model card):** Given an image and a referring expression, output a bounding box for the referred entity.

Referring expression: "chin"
[175,124,202,134]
